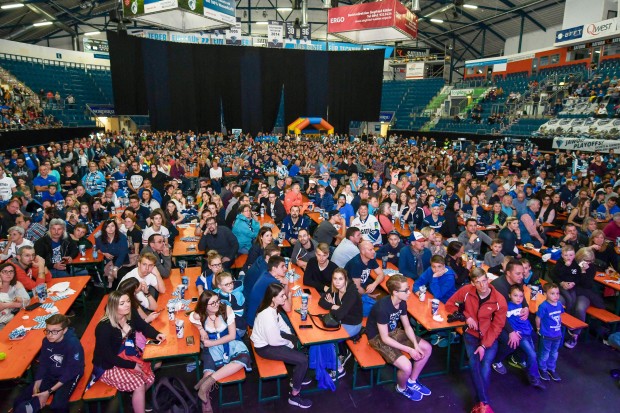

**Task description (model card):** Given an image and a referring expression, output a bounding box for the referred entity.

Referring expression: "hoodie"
[36,328,85,385]
[413,266,457,303]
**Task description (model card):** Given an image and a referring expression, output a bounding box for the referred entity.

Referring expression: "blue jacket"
[413,267,457,303]
[245,271,278,327]
[281,215,310,242]
[232,214,260,252]
[314,192,335,212]
[309,344,337,391]
[398,246,432,280]
[214,280,247,331]
[36,328,84,383]
[243,258,267,302]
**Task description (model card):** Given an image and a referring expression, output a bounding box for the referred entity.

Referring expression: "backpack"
[151,377,200,413]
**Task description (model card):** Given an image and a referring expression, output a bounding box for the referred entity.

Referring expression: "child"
[506,285,545,389]
[367,274,433,401]
[521,258,540,285]
[413,255,456,303]
[429,232,447,258]
[484,238,505,272]
[536,283,564,382]
[214,272,247,338]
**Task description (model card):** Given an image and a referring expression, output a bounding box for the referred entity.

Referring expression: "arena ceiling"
[0,0,566,61]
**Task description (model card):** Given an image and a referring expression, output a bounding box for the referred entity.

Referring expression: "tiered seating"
[432,118,499,134]
[381,79,444,130]
[0,56,113,126]
[504,118,548,136]
[538,63,588,81]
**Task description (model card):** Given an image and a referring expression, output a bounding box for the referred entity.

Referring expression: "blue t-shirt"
[423,214,445,230]
[366,296,407,340]
[344,253,379,289]
[33,175,58,195]
[537,300,564,338]
[597,204,620,216]
[339,203,355,226]
[507,301,533,336]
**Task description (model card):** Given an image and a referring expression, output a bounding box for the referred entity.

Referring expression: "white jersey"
[0,176,16,201]
[352,214,381,245]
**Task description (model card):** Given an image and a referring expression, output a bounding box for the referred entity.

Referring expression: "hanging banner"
[450,88,474,97]
[299,24,311,45]
[284,22,297,47]
[268,20,284,48]
[552,137,620,153]
[405,62,424,79]
[225,17,241,45]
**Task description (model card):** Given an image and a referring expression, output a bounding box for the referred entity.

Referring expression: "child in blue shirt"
[413,255,456,303]
[214,272,247,338]
[536,283,564,382]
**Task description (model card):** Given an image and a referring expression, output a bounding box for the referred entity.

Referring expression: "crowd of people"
[2,130,620,413]
[1,85,61,130]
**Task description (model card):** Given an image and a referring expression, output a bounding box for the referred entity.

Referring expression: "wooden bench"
[77,296,124,413]
[561,313,588,331]
[586,306,620,338]
[231,254,248,270]
[216,368,246,408]
[250,341,288,402]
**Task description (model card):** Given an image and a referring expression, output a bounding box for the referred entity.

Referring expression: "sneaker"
[339,348,352,366]
[329,369,346,380]
[288,393,312,409]
[564,333,578,349]
[507,355,527,370]
[289,377,313,388]
[449,331,461,344]
[408,380,431,396]
[528,375,546,390]
[396,385,423,401]
[539,369,551,381]
[548,370,562,382]
[492,362,507,375]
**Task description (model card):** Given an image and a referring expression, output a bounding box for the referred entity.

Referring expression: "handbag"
[308,312,341,331]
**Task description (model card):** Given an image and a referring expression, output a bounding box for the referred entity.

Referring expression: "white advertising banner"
[268,20,284,48]
[405,62,425,79]
[552,137,620,152]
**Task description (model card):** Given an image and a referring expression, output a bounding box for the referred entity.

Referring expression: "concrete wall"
[0,37,109,67]
[504,24,563,56]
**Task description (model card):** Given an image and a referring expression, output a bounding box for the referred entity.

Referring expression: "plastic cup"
[175,319,185,338]
[431,299,440,316]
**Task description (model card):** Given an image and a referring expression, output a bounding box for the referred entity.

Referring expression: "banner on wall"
[450,88,474,97]
[552,137,620,152]
[268,20,284,48]
[284,22,297,47]
[83,38,109,59]
[405,62,424,79]
[299,24,311,46]
[225,17,241,45]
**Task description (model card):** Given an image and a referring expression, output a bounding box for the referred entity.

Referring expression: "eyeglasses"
[222,281,235,288]
[0,269,15,274]
[44,329,64,336]
[207,300,220,307]
[210,262,222,267]
[396,288,411,293]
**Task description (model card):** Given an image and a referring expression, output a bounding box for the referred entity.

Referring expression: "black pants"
[255,333,307,391]
[13,375,80,413]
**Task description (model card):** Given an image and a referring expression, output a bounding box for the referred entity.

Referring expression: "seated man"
[366,274,433,402]
[245,256,291,327]
[398,232,432,280]
[280,205,310,245]
[34,218,79,278]
[376,230,404,267]
[141,233,172,279]
[345,241,385,316]
[242,244,280,302]
[13,314,84,413]
[457,219,493,257]
[413,255,457,303]
[290,228,318,270]
[197,216,239,269]
[11,245,52,292]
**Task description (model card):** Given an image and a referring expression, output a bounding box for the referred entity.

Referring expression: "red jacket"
[446,284,507,349]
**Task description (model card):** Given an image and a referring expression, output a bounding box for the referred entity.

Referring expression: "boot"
[194,375,217,405]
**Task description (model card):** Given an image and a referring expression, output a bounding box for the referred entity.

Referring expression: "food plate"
[49,282,70,293]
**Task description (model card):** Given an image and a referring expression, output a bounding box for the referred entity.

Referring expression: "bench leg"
[219,381,243,407]
[258,376,283,402]
[459,341,470,371]
[375,364,396,386]
[351,360,375,390]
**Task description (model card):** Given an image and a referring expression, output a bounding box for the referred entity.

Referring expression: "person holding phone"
[190,290,251,412]
[93,291,165,413]
[251,283,312,409]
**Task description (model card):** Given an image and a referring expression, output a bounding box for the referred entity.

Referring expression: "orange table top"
[286,264,351,345]
[594,271,620,292]
[143,267,201,360]
[172,224,205,258]
[305,211,323,225]
[0,276,91,381]
[393,219,411,238]
[518,245,557,265]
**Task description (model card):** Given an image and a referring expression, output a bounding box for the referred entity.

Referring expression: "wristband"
[480,344,487,350]
[48,388,55,395]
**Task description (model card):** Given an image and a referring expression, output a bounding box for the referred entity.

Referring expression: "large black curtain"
[108,31,383,133]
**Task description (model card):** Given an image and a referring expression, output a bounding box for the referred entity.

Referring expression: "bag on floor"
[151,377,200,413]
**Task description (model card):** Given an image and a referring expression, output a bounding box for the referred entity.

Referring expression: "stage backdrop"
[107,31,383,134]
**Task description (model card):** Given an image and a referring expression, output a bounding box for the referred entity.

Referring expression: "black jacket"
[319,281,363,326]
[265,199,286,225]
[197,225,239,261]
[34,235,79,269]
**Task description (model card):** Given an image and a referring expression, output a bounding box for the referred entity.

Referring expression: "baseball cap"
[328,210,340,218]
[410,231,427,242]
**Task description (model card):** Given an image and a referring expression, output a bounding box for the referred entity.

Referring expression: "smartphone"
[303,288,311,295]
[191,297,199,303]
[146,339,161,345]
[299,325,313,329]
[26,302,42,311]
[186,336,195,345]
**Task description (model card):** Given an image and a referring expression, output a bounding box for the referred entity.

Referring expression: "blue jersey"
[537,300,564,338]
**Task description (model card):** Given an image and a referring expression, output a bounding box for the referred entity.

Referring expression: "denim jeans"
[463,333,498,405]
[342,323,362,337]
[538,336,561,372]
[518,334,539,378]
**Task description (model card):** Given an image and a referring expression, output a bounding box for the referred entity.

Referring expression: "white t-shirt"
[119,268,158,308]
[209,167,223,180]
[141,225,170,245]
[0,176,16,201]
[0,238,33,261]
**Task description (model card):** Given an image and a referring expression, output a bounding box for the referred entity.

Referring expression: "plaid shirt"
[25,222,47,243]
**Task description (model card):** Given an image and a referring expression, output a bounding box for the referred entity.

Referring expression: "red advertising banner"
[327,0,417,43]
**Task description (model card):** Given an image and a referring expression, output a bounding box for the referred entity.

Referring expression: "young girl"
[251,283,312,409]
[429,232,447,258]
[93,291,165,413]
[214,272,247,338]
[505,285,545,389]
[536,283,564,382]
[319,268,363,337]
[197,251,224,294]
[190,290,251,413]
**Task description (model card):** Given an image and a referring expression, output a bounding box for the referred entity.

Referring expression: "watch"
[48,388,56,395]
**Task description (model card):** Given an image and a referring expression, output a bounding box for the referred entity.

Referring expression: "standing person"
[93,291,165,413]
[536,283,564,382]
[251,283,312,409]
[189,290,251,412]
[12,314,84,413]
[366,274,433,401]
[446,268,507,413]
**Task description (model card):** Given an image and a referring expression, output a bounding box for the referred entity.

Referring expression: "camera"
[447,301,466,323]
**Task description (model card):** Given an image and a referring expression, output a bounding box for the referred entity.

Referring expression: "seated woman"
[589,229,619,272]
[119,252,166,312]
[0,262,30,330]
[91,198,110,227]
[537,194,556,225]
[568,199,591,226]
[96,219,130,288]
[484,202,508,227]
[120,215,143,260]
[117,278,161,324]
[141,209,170,246]
[93,291,165,413]
[140,188,160,212]
[377,202,395,244]
[77,202,95,235]
[441,199,461,240]
[164,200,185,227]
[303,243,338,294]
[244,227,276,272]
[499,217,522,258]
[318,267,363,337]
[551,246,605,349]
[462,196,484,222]
[251,283,312,409]
[190,290,252,412]
[197,251,225,295]
[232,204,260,254]
[0,226,33,261]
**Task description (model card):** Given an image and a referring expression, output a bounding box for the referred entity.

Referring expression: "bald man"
[345,240,386,316]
